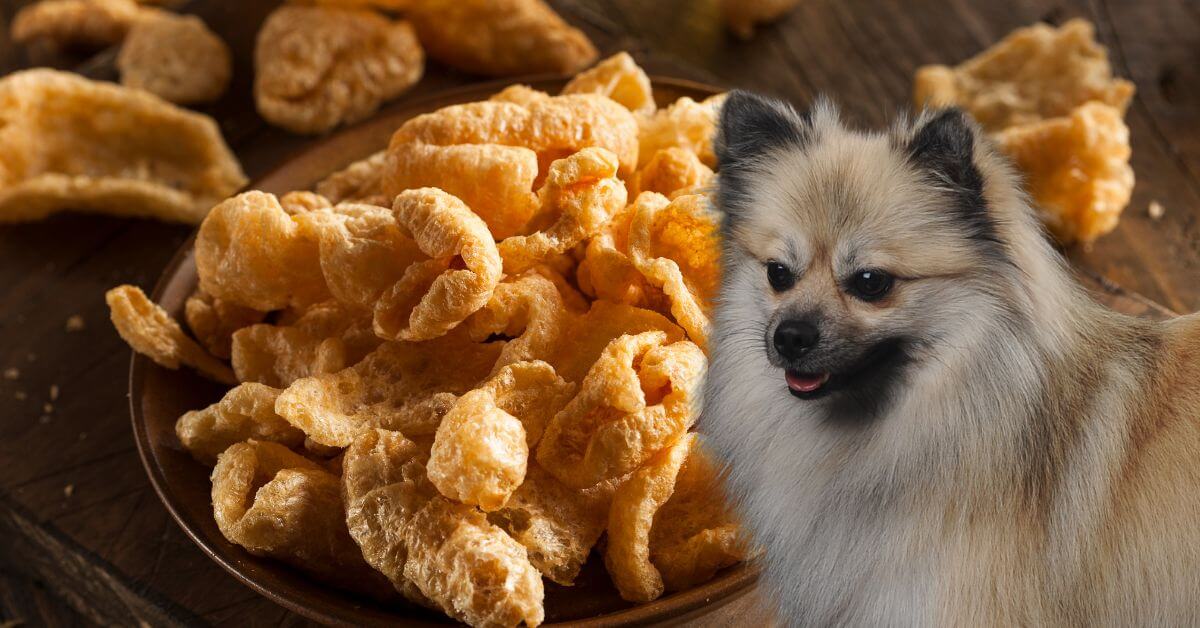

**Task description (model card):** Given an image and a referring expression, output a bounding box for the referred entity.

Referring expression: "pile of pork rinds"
[107,53,747,627]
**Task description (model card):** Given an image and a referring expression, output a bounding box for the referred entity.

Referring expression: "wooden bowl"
[129,77,758,626]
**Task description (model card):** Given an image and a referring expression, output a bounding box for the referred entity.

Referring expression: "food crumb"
[25,353,37,363]
[79,432,88,440]
[1148,200,1165,220]
[63,484,75,499]
[49,384,60,401]
[43,402,54,414]
[3,367,19,380]
[66,315,86,332]
[38,415,51,425]
[14,391,27,401]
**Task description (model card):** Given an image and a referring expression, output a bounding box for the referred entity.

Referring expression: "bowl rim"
[128,74,760,627]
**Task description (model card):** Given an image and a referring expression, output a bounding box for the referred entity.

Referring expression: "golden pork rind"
[0,69,246,225]
[373,188,503,341]
[343,429,545,627]
[628,193,721,347]
[275,327,503,447]
[719,0,801,40]
[176,382,304,465]
[117,12,231,105]
[576,199,665,310]
[562,52,655,116]
[498,147,627,274]
[637,93,727,169]
[629,147,715,199]
[195,191,330,311]
[254,5,424,134]
[184,289,266,360]
[490,84,551,109]
[106,285,235,385]
[211,440,393,597]
[536,331,706,489]
[314,151,389,206]
[605,434,745,602]
[996,101,1134,245]
[11,0,140,50]
[386,93,640,177]
[405,0,596,77]
[231,301,379,388]
[912,19,1135,132]
[428,361,575,511]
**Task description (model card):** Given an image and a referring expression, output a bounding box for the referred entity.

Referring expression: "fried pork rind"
[490,84,551,109]
[184,289,266,360]
[386,94,640,177]
[498,147,627,274]
[996,101,1134,245]
[106,285,235,385]
[231,301,378,387]
[175,382,303,465]
[373,188,503,341]
[576,199,664,309]
[275,328,503,447]
[211,440,393,596]
[315,151,389,205]
[912,19,1135,132]
[628,193,721,347]
[719,0,801,40]
[630,147,715,199]
[343,429,545,627]
[562,52,655,116]
[254,5,424,134]
[405,0,596,77]
[117,12,231,105]
[195,191,330,311]
[536,331,706,489]
[0,69,246,225]
[605,434,744,602]
[637,93,727,169]
[11,0,139,50]
[428,362,575,511]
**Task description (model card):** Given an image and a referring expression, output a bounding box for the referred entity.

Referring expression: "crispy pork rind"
[343,429,545,627]
[405,0,596,77]
[428,361,575,511]
[629,147,715,199]
[211,440,393,596]
[106,285,235,385]
[275,328,503,447]
[0,69,246,225]
[498,147,627,274]
[605,434,744,602]
[184,289,266,360]
[176,382,304,465]
[10,0,140,50]
[386,94,639,177]
[628,193,721,347]
[195,191,330,311]
[562,52,655,116]
[117,12,231,105]
[536,331,706,489]
[315,151,389,206]
[254,5,424,134]
[576,199,664,309]
[996,101,1134,245]
[490,84,551,109]
[637,93,727,169]
[373,188,503,341]
[912,19,1135,132]
[719,0,801,40]
[231,301,378,387]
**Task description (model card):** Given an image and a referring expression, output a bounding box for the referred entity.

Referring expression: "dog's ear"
[715,91,810,226]
[907,108,993,241]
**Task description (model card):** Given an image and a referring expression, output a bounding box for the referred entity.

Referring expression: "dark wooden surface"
[0,0,1194,625]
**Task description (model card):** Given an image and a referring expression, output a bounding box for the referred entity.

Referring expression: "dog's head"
[713,92,1028,422]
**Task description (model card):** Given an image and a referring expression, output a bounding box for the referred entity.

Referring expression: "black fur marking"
[907,108,1001,249]
[715,90,809,230]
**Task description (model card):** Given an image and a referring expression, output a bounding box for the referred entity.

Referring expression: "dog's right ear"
[715,91,810,225]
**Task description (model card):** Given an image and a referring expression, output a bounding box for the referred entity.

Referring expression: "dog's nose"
[774,320,820,359]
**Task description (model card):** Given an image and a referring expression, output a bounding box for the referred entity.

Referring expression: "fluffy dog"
[703,91,1200,625]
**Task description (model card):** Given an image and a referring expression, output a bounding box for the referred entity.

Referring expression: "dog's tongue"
[786,371,830,393]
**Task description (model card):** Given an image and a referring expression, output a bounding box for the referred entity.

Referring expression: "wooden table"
[0,0,1193,624]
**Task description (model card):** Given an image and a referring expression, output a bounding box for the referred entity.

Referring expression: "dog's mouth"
[782,338,910,401]
[785,371,831,397]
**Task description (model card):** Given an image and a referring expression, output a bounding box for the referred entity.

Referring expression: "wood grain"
[0,0,1195,625]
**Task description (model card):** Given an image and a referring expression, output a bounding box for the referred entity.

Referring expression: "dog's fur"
[704,91,1200,625]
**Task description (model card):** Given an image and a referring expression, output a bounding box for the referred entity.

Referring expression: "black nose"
[774,320,820,359]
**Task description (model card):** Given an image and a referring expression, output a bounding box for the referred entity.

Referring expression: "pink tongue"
[786,371,829,393]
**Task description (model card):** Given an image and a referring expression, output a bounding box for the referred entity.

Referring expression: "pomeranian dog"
[703,91,1200,625]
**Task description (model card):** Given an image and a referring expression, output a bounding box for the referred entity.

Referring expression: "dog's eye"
[848,270,893,301]
[765,261,794,292]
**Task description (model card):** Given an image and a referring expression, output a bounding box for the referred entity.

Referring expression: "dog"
[702,91,1200,626]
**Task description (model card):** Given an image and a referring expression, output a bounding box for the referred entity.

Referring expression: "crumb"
[63,484,74,499]
[25,353,36,363]
[65,315,86,332]
[79,432,88,440]
[14,391,26,401]
[38,415,51,425]
[42,402,54,414]
[49,384,59,401]
[3,367,19,380]
[1148,200,1165,220]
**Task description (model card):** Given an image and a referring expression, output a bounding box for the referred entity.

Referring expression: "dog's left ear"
[715,91,810,225]
[907,108,986,212]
